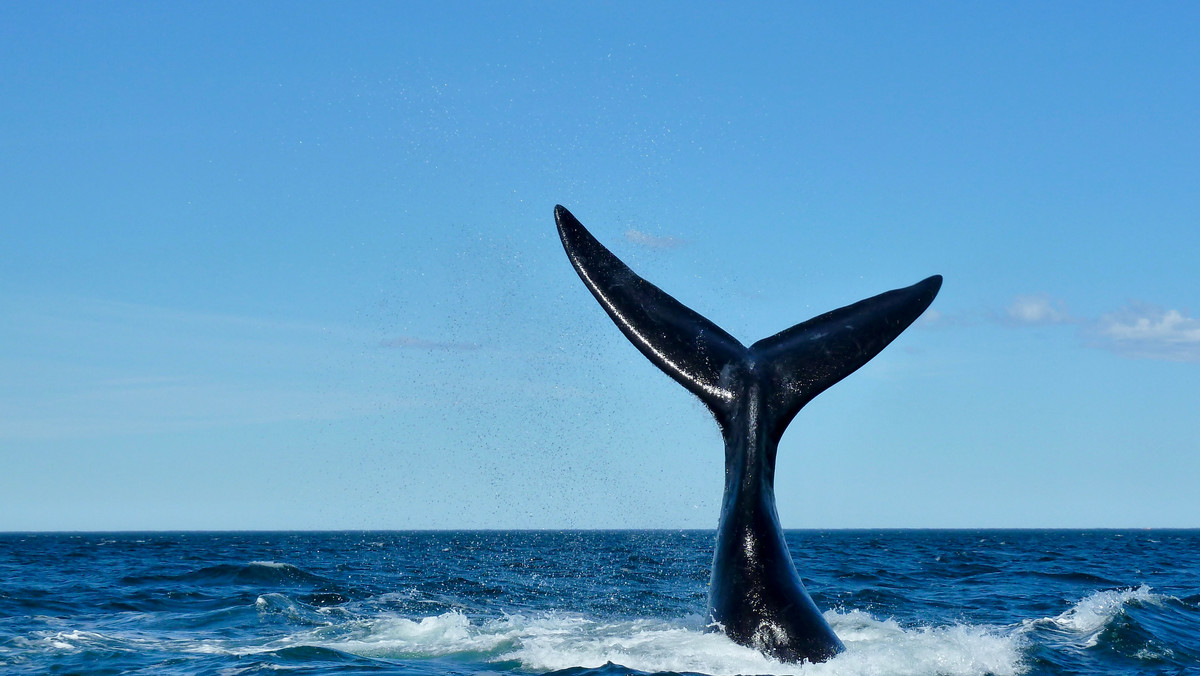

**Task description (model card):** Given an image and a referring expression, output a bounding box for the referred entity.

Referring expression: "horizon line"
[3,526,1199,535]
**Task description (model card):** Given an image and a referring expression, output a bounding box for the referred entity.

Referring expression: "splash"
[261,609,1027,676]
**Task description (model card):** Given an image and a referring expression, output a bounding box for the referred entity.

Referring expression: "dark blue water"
[0,531,1196,675]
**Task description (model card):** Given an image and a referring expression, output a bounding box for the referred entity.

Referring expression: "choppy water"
[0,530,1196,675]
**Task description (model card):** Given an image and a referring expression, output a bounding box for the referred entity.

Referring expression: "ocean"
[0,530,1196,675]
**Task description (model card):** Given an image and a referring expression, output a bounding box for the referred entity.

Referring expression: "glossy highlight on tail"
[555,205,941,663]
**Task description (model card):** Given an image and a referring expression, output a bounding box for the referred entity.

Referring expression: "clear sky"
[2,3,1197,530]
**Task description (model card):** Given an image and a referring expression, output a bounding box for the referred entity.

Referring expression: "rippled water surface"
[1,530,1196,675]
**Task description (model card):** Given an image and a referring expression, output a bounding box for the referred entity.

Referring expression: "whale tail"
[556,204,940,663]
[554,204,941,435]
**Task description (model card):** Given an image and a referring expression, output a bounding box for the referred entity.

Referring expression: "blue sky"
[2,3,1197,530]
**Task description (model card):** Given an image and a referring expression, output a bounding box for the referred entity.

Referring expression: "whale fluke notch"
[554,204,941,664]
[555,204,940,436]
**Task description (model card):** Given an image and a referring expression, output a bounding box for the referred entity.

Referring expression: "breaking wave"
[182,607,1026,676]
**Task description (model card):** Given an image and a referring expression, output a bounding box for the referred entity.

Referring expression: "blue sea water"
[0,530,1196,675]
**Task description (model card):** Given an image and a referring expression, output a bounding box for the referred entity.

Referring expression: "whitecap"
[248,560,293,569]
[16,629,132,654]
[255,593,336,627]
[1021,585,1161,648]
[12,606,1028,675]
[266,609,1027,676]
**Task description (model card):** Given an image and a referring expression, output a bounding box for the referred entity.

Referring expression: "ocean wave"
[14,629,120,653]
[6,584,1193,675]
[1020,585,1162,649]
[221,609,1025,676]
[121,561,331,587]
[7,627,159,658]
[255,593,349,627]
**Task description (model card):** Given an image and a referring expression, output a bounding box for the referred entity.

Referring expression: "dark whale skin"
[555,205,941,663]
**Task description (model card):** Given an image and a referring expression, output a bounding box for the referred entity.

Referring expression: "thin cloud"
[1004,294,1073,326]
[1091,303,1200,362]
[917,308,976,329]
[380,335,482,351]
[995,294,1200,363]
[625,229,686,250]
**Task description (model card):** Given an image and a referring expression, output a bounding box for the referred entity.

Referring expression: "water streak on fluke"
[554,204,942,663]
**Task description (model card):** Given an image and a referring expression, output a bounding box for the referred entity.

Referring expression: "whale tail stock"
[554,204,942,437]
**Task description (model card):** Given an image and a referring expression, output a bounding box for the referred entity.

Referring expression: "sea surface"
[0,530,1196,675]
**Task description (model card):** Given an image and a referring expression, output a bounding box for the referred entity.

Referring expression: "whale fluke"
[749,274,942,440]
[554,204,941,663]
[555,205,745,427]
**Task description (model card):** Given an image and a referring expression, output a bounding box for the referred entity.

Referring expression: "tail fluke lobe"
[750,275,942,439]
[556,205,941,439]
[555,206,746,425]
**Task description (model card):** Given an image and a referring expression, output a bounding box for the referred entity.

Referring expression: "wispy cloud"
[917,308,976,329]
[625,229,686,250]
[380,335,482,351]
[1091,303,1200,362]
[1003,294,1073,326]
[996,293,1200,363]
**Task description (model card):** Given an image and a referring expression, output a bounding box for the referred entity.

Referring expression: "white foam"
[3,596,1039,675]
[327,612,515,657]
[818,610,1026,676]
[14,629,135,654]
[255,593,341,626]
[12,584,1178,674]
[270,609,1026,676]
[1023,585,1160,648]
